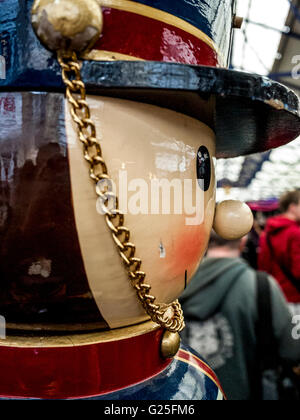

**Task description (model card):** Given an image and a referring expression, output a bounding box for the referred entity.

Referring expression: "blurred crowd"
[180,190,300,400]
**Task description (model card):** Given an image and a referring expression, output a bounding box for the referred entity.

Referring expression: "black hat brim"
[78,61,300,159]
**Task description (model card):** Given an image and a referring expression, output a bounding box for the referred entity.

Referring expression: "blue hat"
[1,0,300,158]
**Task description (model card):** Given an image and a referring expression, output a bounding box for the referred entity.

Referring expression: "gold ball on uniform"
[161,331,181,359]
[213,200,254,240]
[31,0,103,53]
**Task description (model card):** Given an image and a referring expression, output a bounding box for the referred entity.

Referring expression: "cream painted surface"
[66,97,216,329]
[213,200,254,240]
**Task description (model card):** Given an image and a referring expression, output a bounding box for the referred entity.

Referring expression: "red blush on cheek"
[167,224,207,278]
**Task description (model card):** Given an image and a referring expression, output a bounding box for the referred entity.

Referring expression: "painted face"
[0,92,216,330]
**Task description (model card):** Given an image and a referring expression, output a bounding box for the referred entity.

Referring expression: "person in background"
[242,219,263,269]
[258,190,300,313]
[180,232,300,400]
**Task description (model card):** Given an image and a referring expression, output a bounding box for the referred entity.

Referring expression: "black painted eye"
[197,146,211,191]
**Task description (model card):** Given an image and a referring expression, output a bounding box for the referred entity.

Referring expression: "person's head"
[279,190,300,222]
[206,231,247,258]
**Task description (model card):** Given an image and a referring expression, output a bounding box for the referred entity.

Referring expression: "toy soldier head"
[0,0,299,400]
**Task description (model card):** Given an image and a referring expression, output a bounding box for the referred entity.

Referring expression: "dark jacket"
[258,216,300,303]
[180,258,300,401]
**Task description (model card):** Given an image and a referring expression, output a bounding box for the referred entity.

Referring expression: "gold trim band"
[0,321,160,348]
[179,348,213,373]
[98,0,222,61]
[6,321,107,332]
[82,49,145,61]
[175,355,223,392]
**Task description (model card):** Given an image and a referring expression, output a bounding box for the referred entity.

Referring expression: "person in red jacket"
[258,190,300,307]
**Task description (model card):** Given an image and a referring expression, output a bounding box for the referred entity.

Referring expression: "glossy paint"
[0,91,216,330]
[0,91,106,329]
[119,0,235,60]
[0,0,61,88]
[94,6,220,66]
[31,0,104,53]
[66,62,300,159]
[0,0,235,86]
[66,95,216,328]
[213,200,254,240]
[2,53,300,159]
[0,0,298,404]
[92,347,225,400]
[93,0,235,66]
[0,0,232,89]
[0,324,224,400]
[0,326,169,399]
[1,3,300,159]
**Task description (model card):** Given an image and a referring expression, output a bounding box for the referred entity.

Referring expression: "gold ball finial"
[213,200,254,240]
[161,331,181,359]
[31,0,103,53]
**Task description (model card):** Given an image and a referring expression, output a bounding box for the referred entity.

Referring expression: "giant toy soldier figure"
[0,0,299,400]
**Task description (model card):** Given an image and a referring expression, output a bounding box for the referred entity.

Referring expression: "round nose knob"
[31,0,103,53]
[213,200,254,240]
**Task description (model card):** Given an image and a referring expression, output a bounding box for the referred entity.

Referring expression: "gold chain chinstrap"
[58,52,185,333]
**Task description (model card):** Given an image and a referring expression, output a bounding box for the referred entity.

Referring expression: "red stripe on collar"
[0,328,171,399]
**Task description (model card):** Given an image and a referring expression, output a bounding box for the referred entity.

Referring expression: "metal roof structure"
[217,0,300,204]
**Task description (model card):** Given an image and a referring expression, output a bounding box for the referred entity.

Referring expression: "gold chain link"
[58,51,185,333]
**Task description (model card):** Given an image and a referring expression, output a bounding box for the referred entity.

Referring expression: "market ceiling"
[217,0,300,202]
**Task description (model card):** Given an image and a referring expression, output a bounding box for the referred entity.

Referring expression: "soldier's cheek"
[165,225,207,280]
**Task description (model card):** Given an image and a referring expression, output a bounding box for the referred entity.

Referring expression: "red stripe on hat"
[93,8,220,66]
